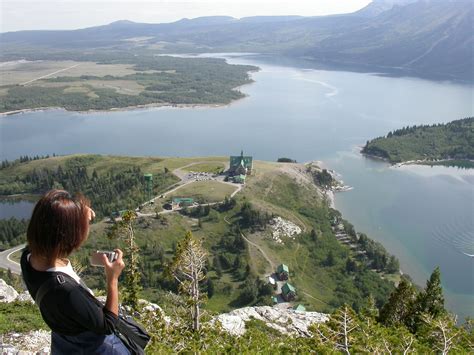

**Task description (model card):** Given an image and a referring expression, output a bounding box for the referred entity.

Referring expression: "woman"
[21,189,130,354]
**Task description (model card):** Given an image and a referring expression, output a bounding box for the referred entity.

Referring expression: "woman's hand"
[103,249,124,317]
[102,249,125,282]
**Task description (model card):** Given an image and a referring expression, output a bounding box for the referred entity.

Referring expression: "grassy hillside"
[362,117,474,167]
[1,154,399,314]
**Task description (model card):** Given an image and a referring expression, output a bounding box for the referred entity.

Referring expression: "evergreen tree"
[420,267,445,318]
[378,279,416,327]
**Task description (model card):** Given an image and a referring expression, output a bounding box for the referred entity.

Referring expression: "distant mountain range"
[1,0,472,82]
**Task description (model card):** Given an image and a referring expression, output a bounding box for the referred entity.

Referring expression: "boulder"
[0,279,19,303]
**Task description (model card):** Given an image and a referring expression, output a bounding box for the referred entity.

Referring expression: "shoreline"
[361,150,474,169]
[0,96,249,117]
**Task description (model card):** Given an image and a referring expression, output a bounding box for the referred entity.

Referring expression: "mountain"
[1,0,472,82]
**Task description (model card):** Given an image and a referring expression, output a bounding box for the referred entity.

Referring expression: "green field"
[182,162,226,174]
[168,181,238,203]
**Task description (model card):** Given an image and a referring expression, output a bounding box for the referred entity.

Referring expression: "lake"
[0,54,473,318]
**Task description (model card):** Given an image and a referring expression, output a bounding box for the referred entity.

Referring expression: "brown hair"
[27,189,90,262]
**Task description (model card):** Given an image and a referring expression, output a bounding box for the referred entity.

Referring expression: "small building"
[276,264,289,281]
[281,282,296,302]
[229,150,253,176]
[271,296,278,304]
[171,197,194,210]
[294,304,306,312]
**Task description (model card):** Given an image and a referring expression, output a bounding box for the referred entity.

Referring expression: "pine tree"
[379,279,416,327]
[420,267,445,318]
[410,267,446,332]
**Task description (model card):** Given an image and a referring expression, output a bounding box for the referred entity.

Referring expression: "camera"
[90,250,118,267]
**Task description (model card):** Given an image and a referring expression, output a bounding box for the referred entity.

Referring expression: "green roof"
[277,264,289,273]
[230,154,253,170]
[294,304,306,312]
[282,282,296,294]
[271,296,278,303]
[172,197,194,203]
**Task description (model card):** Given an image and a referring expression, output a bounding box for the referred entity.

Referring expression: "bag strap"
[35,272,104,308]
[35,273,68,307]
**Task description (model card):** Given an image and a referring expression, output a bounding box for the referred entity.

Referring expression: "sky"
[0,0,372,33]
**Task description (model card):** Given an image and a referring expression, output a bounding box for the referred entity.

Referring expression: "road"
[20,64,81,86]
[0,243,25,275]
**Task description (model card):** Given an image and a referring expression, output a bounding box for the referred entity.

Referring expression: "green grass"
[182,162,225,174]
[168,181,237,203]
[0,302,48,333]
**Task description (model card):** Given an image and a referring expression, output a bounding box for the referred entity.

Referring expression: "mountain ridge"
[0,0,472,82]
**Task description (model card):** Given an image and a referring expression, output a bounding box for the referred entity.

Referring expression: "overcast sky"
[1,0,372,33]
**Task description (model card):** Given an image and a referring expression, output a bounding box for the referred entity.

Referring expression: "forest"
[362,117,474,167]
[0,155,178,218]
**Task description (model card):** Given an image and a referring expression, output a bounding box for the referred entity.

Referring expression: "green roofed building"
[171,197,194,210]
[276,264,289,281]
[229,150,253,177]
[281,282,296,302]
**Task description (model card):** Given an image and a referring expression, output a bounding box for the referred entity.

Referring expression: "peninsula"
[0,56,257,114]
[362,117,474,168]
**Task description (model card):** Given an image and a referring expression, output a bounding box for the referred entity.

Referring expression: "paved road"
[0,243,25,275]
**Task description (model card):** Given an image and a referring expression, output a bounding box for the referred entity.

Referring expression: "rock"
[0,330,51,355]
[0,279,19,303]
[16,292,34,304]
[269,217,302,244]
[215,306,329,336]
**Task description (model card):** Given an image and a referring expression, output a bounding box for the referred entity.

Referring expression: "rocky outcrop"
[0,279,19,303]
[269,217,302,244]
[215,306,329,336]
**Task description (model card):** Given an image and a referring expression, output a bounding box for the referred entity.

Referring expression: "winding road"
[0,243,25,275]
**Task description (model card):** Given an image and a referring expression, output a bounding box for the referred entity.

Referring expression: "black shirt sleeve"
[63,287,119,335]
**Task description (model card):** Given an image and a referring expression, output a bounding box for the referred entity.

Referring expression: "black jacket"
[21,248,118,336]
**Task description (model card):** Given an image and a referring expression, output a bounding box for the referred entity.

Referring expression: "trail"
[224,216,274,271]
[20,64,81,86]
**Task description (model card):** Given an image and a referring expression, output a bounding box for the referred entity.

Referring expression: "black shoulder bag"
[35,273,150,355]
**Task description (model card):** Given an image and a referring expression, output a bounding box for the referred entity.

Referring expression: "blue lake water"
[0,54,473,318]
[0,200,35,219]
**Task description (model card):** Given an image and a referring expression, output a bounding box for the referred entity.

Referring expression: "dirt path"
[224,216,274,271]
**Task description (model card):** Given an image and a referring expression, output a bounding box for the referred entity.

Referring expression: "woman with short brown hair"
[21,189,129,354]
